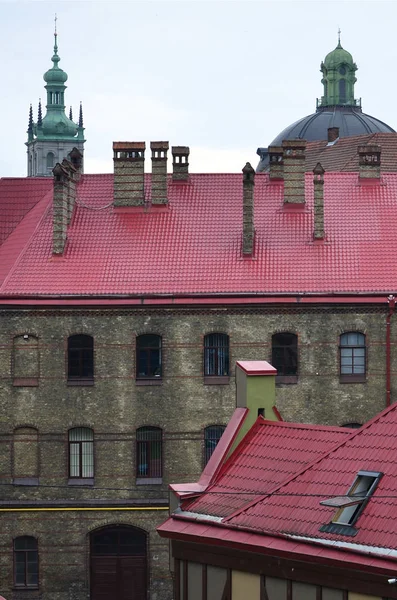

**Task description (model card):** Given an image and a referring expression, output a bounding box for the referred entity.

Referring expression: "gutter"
[386,295,396,406]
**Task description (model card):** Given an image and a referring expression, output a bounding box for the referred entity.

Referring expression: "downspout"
[386,294,396,407]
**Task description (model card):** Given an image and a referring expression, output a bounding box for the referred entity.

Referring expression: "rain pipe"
[386,294,396,407]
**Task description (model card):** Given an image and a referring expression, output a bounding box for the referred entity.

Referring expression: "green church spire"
[318,33,360,109]
[26,20,85,177]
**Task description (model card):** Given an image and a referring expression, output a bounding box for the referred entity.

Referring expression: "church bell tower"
[26,22,85,177]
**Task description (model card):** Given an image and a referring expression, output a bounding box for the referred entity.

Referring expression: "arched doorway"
[90,525,147,600]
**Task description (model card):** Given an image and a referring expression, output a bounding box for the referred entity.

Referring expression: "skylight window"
[320,471,382,529]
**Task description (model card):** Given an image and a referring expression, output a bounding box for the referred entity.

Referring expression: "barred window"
[136,427,162,478]
[14,536,38,587]
[136,335,162,379]
[340,332,366,382]
[204,333,229,376]
[271,333,298,378]
[69,427,94,479]
[204,425,226,465]
[68,335,94,380]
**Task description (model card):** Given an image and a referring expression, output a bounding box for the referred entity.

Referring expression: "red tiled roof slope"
[2,172,397,296]
[224,402,397,550]
[184,419,350,518]
[0,178,52,245]
[305,133,397,172]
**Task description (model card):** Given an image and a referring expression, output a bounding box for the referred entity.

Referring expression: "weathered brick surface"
[0,303,394,598]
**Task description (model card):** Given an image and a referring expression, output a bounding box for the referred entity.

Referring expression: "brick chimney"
[172,146,189,181]
[242,162,255,255]
[268,146,284,180]
[61,158,77,224]
[282,139,307,203]
[69,147,83,178]
[327,127,339,143]
[151,141,169,204]
[313,162,325,240]
[52,163,70,254]
[358,144,381,180]
[113,142,146,207]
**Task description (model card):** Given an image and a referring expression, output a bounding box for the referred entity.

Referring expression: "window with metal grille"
[204,333,229,376]
[136,427,162,478]
[271,333,298,379]
[67,335,94,380]
[204,425,226,465]
[136,335,162,379]
[340,332,366,382]
[69,427,94,478]
[14,536,38,587]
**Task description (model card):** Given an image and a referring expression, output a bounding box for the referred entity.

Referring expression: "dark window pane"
[136,335,162,378]
[272,333,298,376]
[68,335,94,379]
[204,333,229,376]
[136,427,162,477]
[204,425,226,465]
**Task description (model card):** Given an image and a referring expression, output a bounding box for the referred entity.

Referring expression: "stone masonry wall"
[0,303,394,599]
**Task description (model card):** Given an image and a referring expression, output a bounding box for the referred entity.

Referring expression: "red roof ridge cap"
[258,419,351,433]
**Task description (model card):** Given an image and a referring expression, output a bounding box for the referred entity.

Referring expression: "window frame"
[271,332,298,384]
[13,536,39,589]
[68,427,94,483]
[339,331,367,383]
[204,425,226,466]
[203,333,230,384]
[67,334,94,385]
[136,426,163,483]
[136,334,162,382]
[320,470,382,531]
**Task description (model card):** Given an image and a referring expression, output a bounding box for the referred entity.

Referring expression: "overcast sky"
[1,0,397,177]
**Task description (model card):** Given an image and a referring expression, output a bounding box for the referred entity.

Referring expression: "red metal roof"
[184,418,350,518]
[2,172,397,297]
[222,402,397,551]
[236,360,277,375]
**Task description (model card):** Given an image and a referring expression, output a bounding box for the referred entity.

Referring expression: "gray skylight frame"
[321,470,383,530]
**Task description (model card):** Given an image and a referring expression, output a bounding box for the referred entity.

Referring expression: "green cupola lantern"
[26,23,85,177]
[318,32,359,108]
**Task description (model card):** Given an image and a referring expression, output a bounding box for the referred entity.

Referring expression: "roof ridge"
[258,419,350,433]
[222,401,397,525]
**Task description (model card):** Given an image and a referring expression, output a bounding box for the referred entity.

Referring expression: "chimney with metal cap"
[151,141,169,204]
[313,162,325,240]
[242,162,255,255]
[172,146,189,181]
[268,146,284,180]
[282,139,307,203]
[113,142,146,206]
[358,144,381,180]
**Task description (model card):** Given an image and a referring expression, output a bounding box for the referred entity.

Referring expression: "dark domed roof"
[271,107,394,146]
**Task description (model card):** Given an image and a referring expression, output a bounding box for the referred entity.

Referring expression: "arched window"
[69,427,94,479]
[136,335,162,379]
[13,427,39,484]
[340,332,366,382]
[136,427,162,479]
[339,78,346,103]
[14,536,38,587]
[271,332,298,382]
[46,152,55,169]
[204,425,226,465]
[67,334,94,382]
[204,333,229,378]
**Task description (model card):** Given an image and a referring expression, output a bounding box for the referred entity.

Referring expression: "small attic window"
[320,470,382,532]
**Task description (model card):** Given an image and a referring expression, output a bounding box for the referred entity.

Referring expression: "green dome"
[324,42,354,68]
[41,111,77,138]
